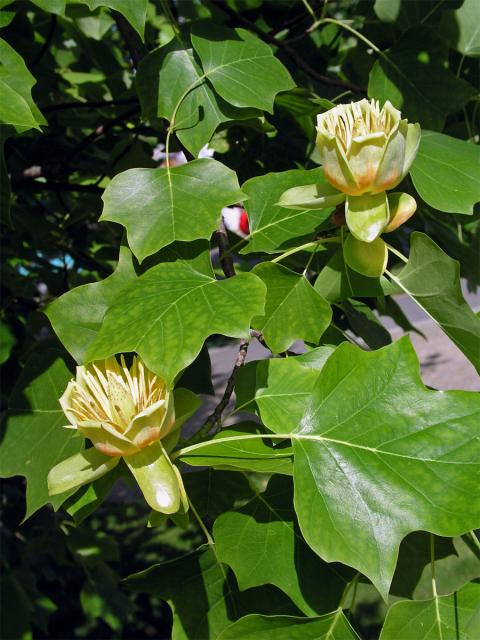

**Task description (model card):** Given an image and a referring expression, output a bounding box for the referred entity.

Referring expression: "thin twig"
[215,220,237,279]
[209,339,250,425]
[42,98,138,113]
[66,106,139,164]
[112,11,148,68]
[10,179,102,193]
[30,14,56,69]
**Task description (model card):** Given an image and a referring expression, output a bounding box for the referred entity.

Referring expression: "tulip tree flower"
[278,99,420,250]
[48,356,198,514]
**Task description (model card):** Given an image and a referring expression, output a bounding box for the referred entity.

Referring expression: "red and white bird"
[152,142,250,238]
[222,206,250,238]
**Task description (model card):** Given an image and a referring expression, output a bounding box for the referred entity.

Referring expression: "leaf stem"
[271,237,340,264]
[430,534,444,640]
[189,497,214,546]
[309,18,382,55]
[385,243,408,264]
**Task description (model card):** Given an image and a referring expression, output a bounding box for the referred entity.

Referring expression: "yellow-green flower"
[48,356,196,514]
[316,99,420,197]
[278,99,420,244]
[60,356,175,457]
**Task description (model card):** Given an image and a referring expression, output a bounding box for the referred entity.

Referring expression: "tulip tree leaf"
[125,546,300,640]
[83,1,147,39]
[251,263,332,353]
[85,259,266,385]
[100,159,245,262]
[368,30,476,130]
[379,582,480,640]
[259,338,480,598]
[241,168,334,254]
[179,424,294,475]
[235,351,332,428]
[0,38,46,132]
[218,611,359,640]
[410,131,480,215]
[0,350,83,519]
[137,45,260,157]
[214,475,351,616]
[45,246,137,363]
[392,232,480,374]
[191,23,295,112]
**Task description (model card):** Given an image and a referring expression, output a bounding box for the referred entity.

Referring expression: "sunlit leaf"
[410,131,480,215]
[191,23,295,112]
[251,262,331,353]
[100,159,245,262]
[86,255,266,385]
[258,338,480,598]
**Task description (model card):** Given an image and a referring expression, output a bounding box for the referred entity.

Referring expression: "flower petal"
[277,183,346,210]
[316,133,359,194]
[48,448,119,496]
[343,234,388,278]
[125,442,186,514]
[373,120,407,193]
[402,122,421,178]
[348,132,387,193]
[345,192,390,242]
[77,420,138,456]
[384,192,417,232]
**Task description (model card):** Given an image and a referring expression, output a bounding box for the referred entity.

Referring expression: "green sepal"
[343,234,388,278]
[47,447,120,496]
[277,183,345,210]
[384,192,417,232]
[346,192,390,242]
[125,442,188,514]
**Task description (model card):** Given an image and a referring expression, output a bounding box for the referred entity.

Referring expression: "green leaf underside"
[45,246,137,363]
[379,582,480,640]
[289,338,480,598]
[85,258,266,385]
[392,535,480,600]
[241,168,334,254]
[0,350,83,518]
[394,232,480,374]
[100,159,245,262]
[179,424,293,475]
[218,611,359,639]
[410,131,480,214]
[125,546,300,640]
[251,262,332,353]
[214,475,351,616]
[137,45,260,156]
[191,23,295,113]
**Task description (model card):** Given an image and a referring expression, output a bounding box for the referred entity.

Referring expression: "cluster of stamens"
[319,100,397,152]
[67,356,166,434]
